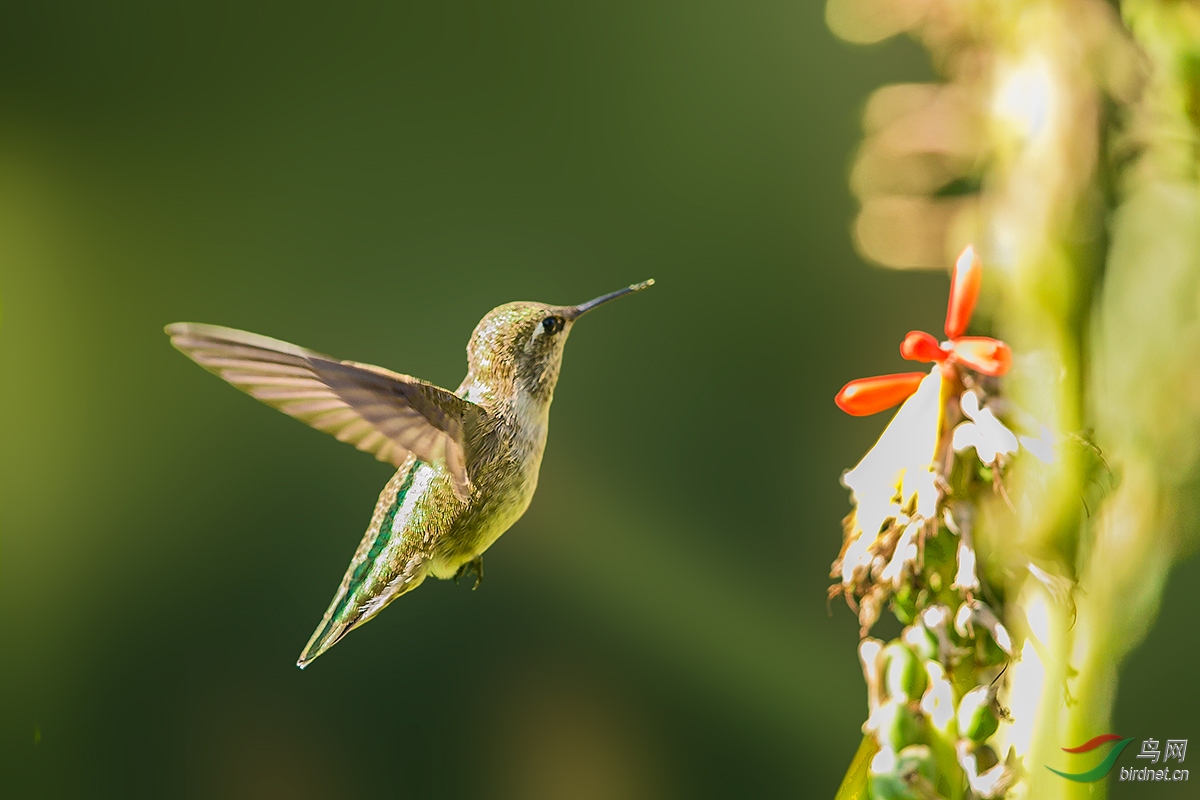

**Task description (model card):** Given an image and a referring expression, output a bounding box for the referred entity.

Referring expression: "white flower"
[957,739,1015,798]
[841,370,944,586]
[920,660,956,731]
[1018,423,1056,463]
[880,521,922,587]
[952,538,979,592]
[952,391,1019,465]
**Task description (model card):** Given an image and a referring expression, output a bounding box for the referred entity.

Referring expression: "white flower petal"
[952,392,1018,466]
[921,661,956,731]
[1019,424,1056,463]
[880,522,921,587]
[842,369,944,539]
[975,408,1019,452]
[960,390,982,420]
[952,421,986,453]
[952,539,979,591]
[841,528,876,585]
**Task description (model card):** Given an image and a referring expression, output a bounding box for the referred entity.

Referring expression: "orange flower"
[836,246,1011,416]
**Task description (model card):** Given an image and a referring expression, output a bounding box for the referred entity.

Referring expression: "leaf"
[834,734,878,800]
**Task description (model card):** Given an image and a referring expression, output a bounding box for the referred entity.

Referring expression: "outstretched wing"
[165,322,479,500]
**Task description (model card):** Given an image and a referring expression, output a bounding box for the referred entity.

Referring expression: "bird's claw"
[455,557,483,590]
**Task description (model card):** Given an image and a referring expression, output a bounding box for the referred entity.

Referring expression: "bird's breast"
[424,391,552,576]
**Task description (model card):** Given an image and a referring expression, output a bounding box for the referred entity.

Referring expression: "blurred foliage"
[829,0,1200,798]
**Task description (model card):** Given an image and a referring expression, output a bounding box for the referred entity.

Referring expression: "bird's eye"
[542,316,563,335]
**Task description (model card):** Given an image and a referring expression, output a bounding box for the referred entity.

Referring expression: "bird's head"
[465,280,654,403]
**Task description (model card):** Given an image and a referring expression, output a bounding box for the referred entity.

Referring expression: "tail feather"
[295,460,431,669]
[296,561,427,668]
[297,617,353,670]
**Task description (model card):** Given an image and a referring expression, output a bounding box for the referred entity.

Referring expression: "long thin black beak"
[565,279,655,320]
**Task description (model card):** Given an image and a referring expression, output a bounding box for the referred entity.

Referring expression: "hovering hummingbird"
[166,279,653,668]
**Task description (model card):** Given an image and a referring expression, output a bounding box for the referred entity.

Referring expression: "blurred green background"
[0,3,1194,798]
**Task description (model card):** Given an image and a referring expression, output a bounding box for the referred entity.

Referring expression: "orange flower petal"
[945,245,982,339]
[900,330,946,362]
[950,337,1012,376]
[835,372,928,416]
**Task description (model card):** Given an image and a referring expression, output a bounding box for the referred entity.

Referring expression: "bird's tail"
[296,460,431,669]
[297,613,354,670]
[296,562,426,669]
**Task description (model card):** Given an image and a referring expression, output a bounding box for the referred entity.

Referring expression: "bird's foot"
[455,556,484,590]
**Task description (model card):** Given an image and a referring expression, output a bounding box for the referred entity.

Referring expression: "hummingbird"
[166,279,653,668]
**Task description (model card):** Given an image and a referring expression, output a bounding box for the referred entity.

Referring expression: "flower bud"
[900,331,945,363]
[950,337,1012,376]
[873,699,923,750]
[957,685,1000,742]
[902,624,939,662]
[835,372,927,416]
[891,585,917,624]
[869,744,939,800]
[883,641,928,702]
[946,245,982,339]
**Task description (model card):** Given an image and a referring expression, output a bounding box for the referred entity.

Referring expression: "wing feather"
[166,322,480,499]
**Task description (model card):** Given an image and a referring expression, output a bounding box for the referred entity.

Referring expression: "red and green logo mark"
[1047,734,1135,782]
